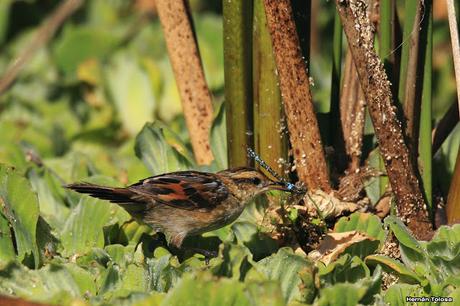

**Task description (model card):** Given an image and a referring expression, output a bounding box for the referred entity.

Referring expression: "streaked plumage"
[66,167,292,247]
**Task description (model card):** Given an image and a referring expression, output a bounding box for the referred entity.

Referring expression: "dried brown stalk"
[0,0,84,96]
[0,295,51,306]
[402,1,422,152]
[336,0,432,239]
[156,0,214,165]
[263,0,331,192]
[446,0,460,116]
[341,48,366,172]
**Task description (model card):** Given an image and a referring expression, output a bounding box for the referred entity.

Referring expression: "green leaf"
[54,26,119,76]
[366,255,422,284]
[161,272,252,306]
[0,0,12,45]
[0,212,15,267]
[106,52,156,135]
[46,151,99,183]
[105,244,137,268]
[210,101,228,170]
[135,122,194,175]
[423,224,460,286]
[211,243,253,279]
[317,266,381,305]
[250,248,312,304]
[195,15,224,90]
[244,281,285,306]
[231,221,278,260]
[334,212,386,258]
[318,254,370,285]
[146,254,188,293]
[0,164,40,267]
[334,212,386,244]
[384,216,426,269]
[61,196,111,257]
[315,282,368,306]
[27,167,70,231]
[384,283,425,306]
[0,262,94,304]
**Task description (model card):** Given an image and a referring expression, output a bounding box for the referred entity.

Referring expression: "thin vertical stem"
[223,0,254,167]
[397,0,418,107]
[336,0,432,240]
[340,50,365,172]
[402,1,422,152]
[253,0,289,177]
[330,9,343,145]
[419,0,433,214]
[156,0,214,165]
[379,0,394,67]
[264,0,331,192]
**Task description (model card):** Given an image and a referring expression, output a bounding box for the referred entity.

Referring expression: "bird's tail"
[65,183,136,204]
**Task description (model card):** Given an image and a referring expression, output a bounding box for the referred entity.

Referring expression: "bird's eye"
[251,177,262,185]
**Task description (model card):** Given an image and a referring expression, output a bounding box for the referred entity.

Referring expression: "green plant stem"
[329,9,343,145]
[253,0,289,177]
[397,0,418,107]
[223,0,253,167]
[419,0,433,215]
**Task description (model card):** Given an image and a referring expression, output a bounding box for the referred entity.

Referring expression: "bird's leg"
[188,248,218,264]
[170,233,218,264]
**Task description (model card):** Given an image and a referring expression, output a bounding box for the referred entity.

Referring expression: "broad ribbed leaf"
[210,101,227,170]
[61,196,111,257]
[0,213,15,266]
[0,165,40,267]
[161,272,253,306]
[135,122,193,175]
[250,248,312,304]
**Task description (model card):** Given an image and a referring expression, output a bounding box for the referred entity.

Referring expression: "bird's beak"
[267,181,306,194]
[267,181,291,192]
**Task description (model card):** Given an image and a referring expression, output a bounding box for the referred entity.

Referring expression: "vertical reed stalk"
[264,0,331,192]
[253,0,289,176]
[223,0,254,167]
[330,10,343,145]
[446,0,460,114]
[397,0,418,107]
[156,0,214,165]
[336,0,432,240]
[401,1,422,152]
[340,50,365,172]
[419,0,433,214]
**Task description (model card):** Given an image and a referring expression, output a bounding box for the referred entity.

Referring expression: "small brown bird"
[66,167,294,248]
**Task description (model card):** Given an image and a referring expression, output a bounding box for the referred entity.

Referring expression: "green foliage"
[0,1,458,305]
[135,122,194,175]
[0,165,40,268]
[367,216,460,297]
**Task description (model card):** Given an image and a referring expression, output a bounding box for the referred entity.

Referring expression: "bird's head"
[217,167,293,201]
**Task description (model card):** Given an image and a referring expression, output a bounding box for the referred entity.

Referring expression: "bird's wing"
[129,171,230,211]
